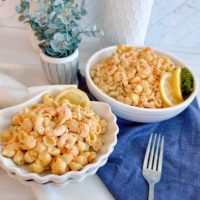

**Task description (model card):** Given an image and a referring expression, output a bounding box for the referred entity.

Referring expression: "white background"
[0,0,200,50]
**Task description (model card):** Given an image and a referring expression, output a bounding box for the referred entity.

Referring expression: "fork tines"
[143,134,164,172]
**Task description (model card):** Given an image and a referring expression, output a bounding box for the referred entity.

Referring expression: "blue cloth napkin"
[78,73,200,200]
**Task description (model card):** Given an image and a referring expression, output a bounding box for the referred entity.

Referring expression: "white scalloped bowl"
[0,88,119,184]
[86,45,199,122]
[6,157,108,187]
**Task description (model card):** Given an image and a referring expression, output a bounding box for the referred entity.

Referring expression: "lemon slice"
[55,88,91,108]
[160,72,182,107]
[172,67,183,102]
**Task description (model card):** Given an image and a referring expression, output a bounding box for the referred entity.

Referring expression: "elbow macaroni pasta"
[0,89,107,175]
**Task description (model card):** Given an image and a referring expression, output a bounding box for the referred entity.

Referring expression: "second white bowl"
[85,45,198,123]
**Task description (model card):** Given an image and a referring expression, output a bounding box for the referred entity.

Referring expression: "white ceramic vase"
[40,50,79,85]
[101,0,154,46]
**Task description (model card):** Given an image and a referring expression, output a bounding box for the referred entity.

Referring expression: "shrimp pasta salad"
[0,88,107,175]
[91,45,194,108]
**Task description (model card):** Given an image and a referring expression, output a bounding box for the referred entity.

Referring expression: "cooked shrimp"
[35,107,56,135]
[57,106,72,125]
[79,123,90,138]
[57,133,77,148]
[35,115,45,135]
[46,125,68,137]
[54,125,68,136]
[137,64,152,78]
[107,65,117,76]
[38,107,56,116]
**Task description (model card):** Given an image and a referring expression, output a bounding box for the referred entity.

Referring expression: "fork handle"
[148,183,154,200]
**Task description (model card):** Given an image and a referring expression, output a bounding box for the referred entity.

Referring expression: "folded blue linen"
[78,73,200,200]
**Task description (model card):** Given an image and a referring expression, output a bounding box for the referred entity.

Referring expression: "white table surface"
[0,27,199,200]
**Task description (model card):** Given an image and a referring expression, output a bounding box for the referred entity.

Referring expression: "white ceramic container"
[101,0,154,46]
[40,49,79,85]
[0,86,119,184]
[85,46,198,123]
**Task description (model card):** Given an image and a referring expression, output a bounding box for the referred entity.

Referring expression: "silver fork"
[142,134,164,200]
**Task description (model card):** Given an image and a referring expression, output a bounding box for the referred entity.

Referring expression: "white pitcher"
[101,0,154,46]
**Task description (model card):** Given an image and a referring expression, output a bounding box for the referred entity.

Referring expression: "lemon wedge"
[172,67,183,102]
[160,71,183,107]
[55,88,91,108]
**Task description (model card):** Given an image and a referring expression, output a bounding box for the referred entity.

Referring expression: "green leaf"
[31,22,39,30]
[44,29,56,36]
[18,15,26,22]
[181,68,194,98]
[80,9,87,15]
[16,5,23,13]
